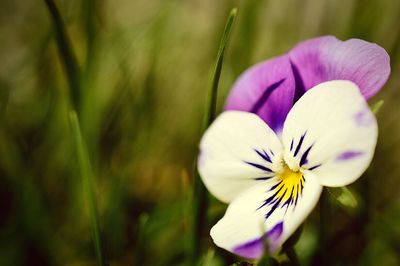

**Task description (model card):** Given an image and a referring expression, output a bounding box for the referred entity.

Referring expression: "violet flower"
[197,36,390,259]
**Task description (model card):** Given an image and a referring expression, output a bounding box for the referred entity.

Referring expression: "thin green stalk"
[203,8,237,127]
[190,8,237,264]
[69,111,106,266]
[43,0,81,110]
[44,0,103,263]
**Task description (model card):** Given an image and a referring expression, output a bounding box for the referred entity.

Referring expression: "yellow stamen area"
[276,166,303,202]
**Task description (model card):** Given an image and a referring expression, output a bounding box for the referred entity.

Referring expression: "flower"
[225,36,390,133]
[197,36,390,259]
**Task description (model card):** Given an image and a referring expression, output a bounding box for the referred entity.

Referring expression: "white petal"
[210,171,322,259]
[282,80,378,187]
[198,111,282,203]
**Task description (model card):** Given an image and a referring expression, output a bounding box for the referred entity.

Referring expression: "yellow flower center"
[276,165,304,202]
[257,163,305,218]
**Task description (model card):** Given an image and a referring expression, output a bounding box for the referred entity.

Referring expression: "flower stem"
[190,8,237,264]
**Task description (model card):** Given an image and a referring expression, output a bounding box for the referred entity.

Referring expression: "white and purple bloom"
[198,36,390,259]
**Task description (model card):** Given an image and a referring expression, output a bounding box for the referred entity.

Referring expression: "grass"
[1,0,400,265]
[190,7,237,264]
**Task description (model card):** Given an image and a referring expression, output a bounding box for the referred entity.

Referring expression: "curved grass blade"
[203,8,238,128]
[43,0,81,110]
[191,7,238,264]
[69,111,106,266]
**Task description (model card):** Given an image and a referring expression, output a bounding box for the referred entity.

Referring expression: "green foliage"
[1,0,400,265]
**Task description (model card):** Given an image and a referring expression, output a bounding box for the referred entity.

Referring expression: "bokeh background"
[1,0,400,265]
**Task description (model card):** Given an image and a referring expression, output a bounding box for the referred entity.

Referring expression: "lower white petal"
[282,80,378,187]
[198,111,282,203]
[210,171,322,259]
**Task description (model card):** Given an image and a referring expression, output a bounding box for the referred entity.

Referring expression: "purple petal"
[224,55,296,133]
[232,236,264,259]
[233,222,283,259]
[289,36,390,99]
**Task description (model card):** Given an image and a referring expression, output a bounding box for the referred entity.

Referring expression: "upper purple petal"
[224,55,296,133]
[289,36,391,99]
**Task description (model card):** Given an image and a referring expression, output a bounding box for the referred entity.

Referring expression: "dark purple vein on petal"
[250,78,286,113]
[300,144,314,166]
[290,60,306,102]
[245,161,273,172]
[294,132,307,157]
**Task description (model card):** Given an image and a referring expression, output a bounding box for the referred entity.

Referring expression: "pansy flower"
[198,36,390,259]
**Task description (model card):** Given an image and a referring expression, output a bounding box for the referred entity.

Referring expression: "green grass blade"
[43,0,81,110]
[69,111,106,266]
[191,7,237,264]
[82,0,97,68]
[203,8,237,128]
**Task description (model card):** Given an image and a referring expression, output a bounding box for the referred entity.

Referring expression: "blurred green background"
[1,0,400,265]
